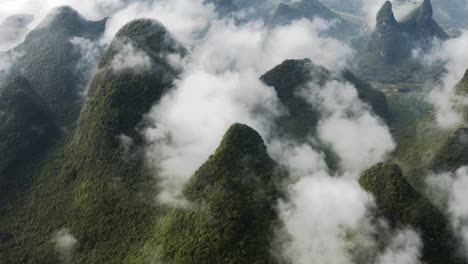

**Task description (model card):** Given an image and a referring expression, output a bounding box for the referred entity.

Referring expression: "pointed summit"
[3,6,107,127]
[260,59,388,140]
[99,19,185,69]
[417,0,434,30]
[38,6,81,29]
[353,0,447,83]
[74,19,185,148]
[376,1,397,29]
[153,123,286,263]
[360,163,461,263]
[399,0,447,39]
[213,123,267,162]
[420,0,433,18]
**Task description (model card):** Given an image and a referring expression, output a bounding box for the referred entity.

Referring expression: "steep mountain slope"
[2,6,107,127]
[0,76,59,216]
[268,0,361,40]
[353,0,448,84]
[261,58,388,140]
[0,19,185,264]
[270,0,338,25]
[456,69,468,95]
[141,123,286,264]
[360,163,464,264]
[393,70,468,183]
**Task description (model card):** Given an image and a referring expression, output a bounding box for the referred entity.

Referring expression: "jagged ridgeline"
[268,0,361,40]
[0,77,59,215]
[353,0,448,84]
[1,6,107,127]
[360,163,465,264]
[137,123,286,264]
[261,58,388,140]
[0,19,185,263]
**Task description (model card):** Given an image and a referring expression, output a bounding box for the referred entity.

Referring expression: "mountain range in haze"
[0,0,467,263]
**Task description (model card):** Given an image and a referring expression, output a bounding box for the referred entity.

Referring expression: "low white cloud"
[427,166,468,256]
[377,229,423,264]
[268,140,329,178]
[70,37,105,95]
[277,173,373,264]
[101,0,216,47]
[142,18,353,205]
[0,14,34,52]
[110,41,152,72]
[270,61,396,264]
[0,50,24,86]
[51,228,78,264]
[422,31,468,128]
[0,0,128,29]
[301,80,395,173]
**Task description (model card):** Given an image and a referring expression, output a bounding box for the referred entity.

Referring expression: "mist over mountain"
[261,58,388,144]
[0,6,107,127]
[0,1,467,264]
[352,0,449,84]
[0,14,34,51]
[268,0,363,40]
[321,0,468,29]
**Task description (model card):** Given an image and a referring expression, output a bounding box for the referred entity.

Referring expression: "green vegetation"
[0,76,59,216]
[391,70,468,185]
[261,58,389,140]
[0,18,184,263]
[360,163,463,264]
[0,3,467,264]
[386,92,433,132]
[260,59,389,171]
[392,115,454,186]
[135,123,286,264]
[3,6,107,127]
[456,69,468,95]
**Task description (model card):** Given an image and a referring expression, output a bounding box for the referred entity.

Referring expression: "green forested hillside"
[3,6,107,127]
[392,70,468,186]
[137,123,286,264]
[0,18,185,264]
[0,2,467,264]
[0,76,59,216]
[360,163,464,264]
[261,58,388,140]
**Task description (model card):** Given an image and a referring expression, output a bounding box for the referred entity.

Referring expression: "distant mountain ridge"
[353,0,448,84]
